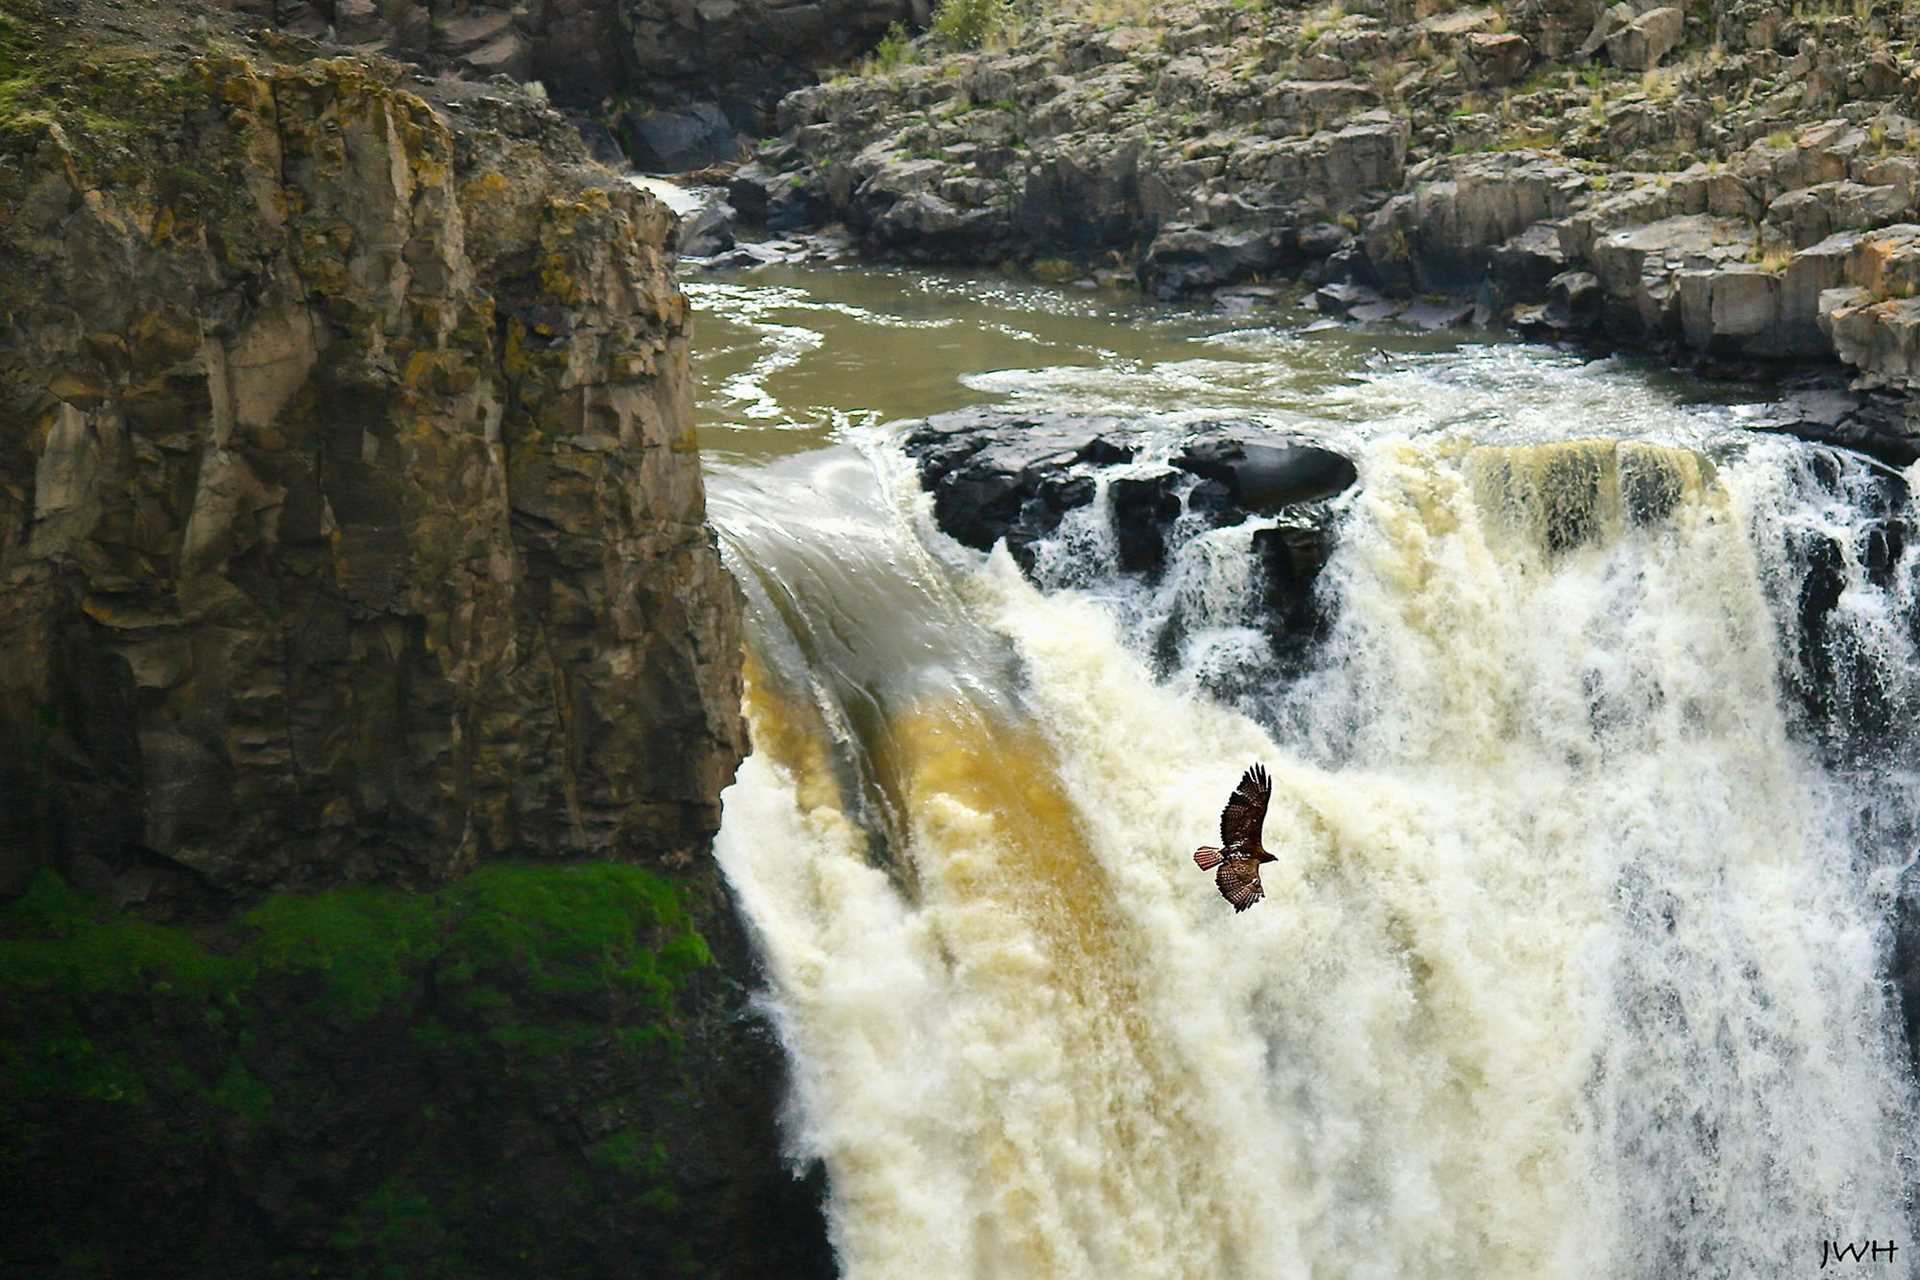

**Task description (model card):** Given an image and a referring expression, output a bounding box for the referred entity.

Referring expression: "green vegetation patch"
[0,861,718,1274]
[0,869,231,996]
[1,861,709,1019]
[243,884,445,1018]
[0,0,200,156]
[0,859,713,1111]
[932,0,1010,49]
[444,861,710,1007]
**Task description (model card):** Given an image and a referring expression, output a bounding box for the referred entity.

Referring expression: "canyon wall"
[0,8,821,1274]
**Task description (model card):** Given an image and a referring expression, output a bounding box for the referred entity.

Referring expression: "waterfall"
[706,419,1919,1280]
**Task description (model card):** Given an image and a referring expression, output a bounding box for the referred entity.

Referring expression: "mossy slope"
[0,863,825,1279]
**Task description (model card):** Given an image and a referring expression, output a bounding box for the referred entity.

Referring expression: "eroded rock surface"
[1,51,745,905]
[901,407,1355,647]
[218,0,919,138]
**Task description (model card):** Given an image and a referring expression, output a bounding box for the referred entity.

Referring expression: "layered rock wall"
[1,49,745,907]
[0,11,820,1273]
[219,0,919,137]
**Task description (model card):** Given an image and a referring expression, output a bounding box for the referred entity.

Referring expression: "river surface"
[689,265,1920,1280]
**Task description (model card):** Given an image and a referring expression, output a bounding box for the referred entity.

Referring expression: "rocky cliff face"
[0,36,744,908]
[218,0,919,152]
[215,0,628,96]
[0,6,821,1275]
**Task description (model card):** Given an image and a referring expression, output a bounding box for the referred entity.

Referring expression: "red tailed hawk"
[1193,763,1275,912]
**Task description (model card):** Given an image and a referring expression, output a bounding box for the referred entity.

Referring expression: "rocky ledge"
[0,2,821,1274]
[902,407,1357,658]
[724,0,1920,430]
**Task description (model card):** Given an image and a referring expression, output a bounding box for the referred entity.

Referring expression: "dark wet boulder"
[1547,270,1604,329]
[1486,223,1569,310]
[1311,280,1389,318]
[1187,477,1240,525]
[622,101,740,173]
[727,158,818,233]
[1253,519,1340,657]
[1139,225,1294,300]
[1894,873,1920,1077]
[899,411,1358,606]
[728,163,781,225]
[767,179,826,234]
[1177,430,1359,513]
[1297,222,1356,261]
[1750,386,1920,471]
[1110,473,1184,575]
[901,408,1140,565]
[678,200,738,257]
[872,192,1003,255]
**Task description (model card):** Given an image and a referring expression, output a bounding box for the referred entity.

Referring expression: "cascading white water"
[704,335,1919,1279]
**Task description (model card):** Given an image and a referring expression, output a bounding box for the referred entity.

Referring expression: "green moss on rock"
[0,0,201,159]
[0,862,732,1278]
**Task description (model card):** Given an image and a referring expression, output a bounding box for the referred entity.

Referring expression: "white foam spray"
[710,421,1919,1280]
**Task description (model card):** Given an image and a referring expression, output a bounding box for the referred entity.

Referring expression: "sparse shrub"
[933,0,1009,48]
[1369,58,1403,104]
[866,22,914,73]
[1298,0,1346,47]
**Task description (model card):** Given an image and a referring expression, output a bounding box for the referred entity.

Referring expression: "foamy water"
[697,274,1919,1279]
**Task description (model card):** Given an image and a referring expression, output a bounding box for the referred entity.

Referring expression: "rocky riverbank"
[0,1,823,1273]
[718,0,1920,430]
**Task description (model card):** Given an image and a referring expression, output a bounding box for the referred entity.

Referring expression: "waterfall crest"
[709,424,1919,1280]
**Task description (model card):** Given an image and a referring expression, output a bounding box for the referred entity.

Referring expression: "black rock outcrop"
[900,407,1358,658]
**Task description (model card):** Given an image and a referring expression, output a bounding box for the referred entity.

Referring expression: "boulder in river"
[900,408,1359,650]
[1139,225,1296,300]
[621,100,741,172]
[679,199,740,256]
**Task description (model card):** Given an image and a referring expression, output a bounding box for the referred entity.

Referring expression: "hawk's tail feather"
[1193,846,1225,871]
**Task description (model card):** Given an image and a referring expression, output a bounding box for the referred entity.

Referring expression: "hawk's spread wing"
[1215,856,1265,912]
[1219,763,1271,850]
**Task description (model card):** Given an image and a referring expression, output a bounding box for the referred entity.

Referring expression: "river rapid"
[689,265,1920,1280]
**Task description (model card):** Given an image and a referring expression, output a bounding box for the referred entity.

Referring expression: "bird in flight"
[1193,763,1275,912]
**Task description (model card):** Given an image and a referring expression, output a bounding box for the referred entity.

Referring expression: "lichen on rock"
[0,39,745,906]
